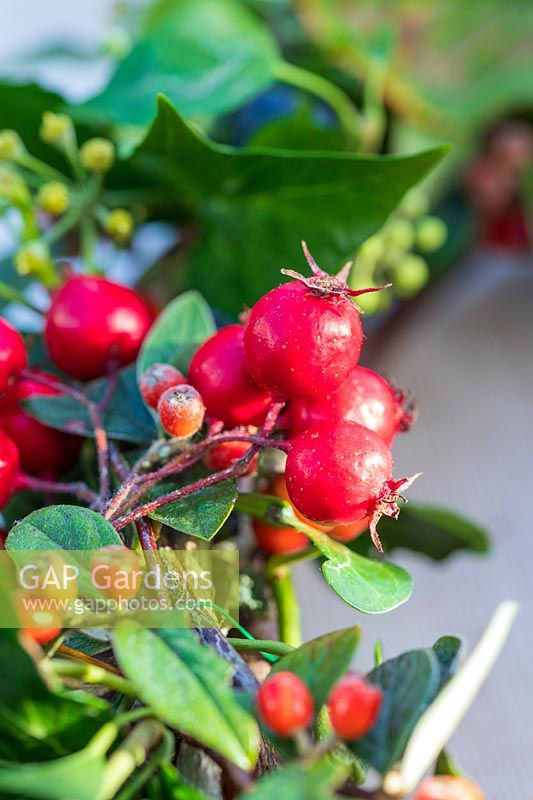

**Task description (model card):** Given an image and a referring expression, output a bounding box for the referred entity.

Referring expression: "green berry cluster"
[349,188,448,314]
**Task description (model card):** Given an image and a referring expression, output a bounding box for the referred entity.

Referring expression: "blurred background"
[0,2,531,797]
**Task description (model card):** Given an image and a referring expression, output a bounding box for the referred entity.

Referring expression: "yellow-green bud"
[0,167,31,208]
[40,112,73,147]
[15,242,53,278]
[105,208,134,243]
[37,181,69,215]
[401,188,429,219]
[80,138,115,173]
[384,218,415,251]
[0,130,24,161]
[416,216,447,252]
[393,254,429,298]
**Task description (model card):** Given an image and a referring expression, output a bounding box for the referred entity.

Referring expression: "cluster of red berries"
[257,669,382,740]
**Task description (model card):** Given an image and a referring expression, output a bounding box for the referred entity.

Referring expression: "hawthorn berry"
[289,366,412,445]
[23,627,62,646]
[257,671,314,737]
[0,317,27,404]
[204,434,258,474]
[157,384,205,438]
[285,420,417,550]
[0,430,19,507]
[329,517,370,543]
[139,363,186,409]
[253,475,322,556]
[244,243,381,399]
[1,371,81,477]
[189,325,272,427]
[327,675,382,740]
[414,776,484,800]
[44,275,153,381]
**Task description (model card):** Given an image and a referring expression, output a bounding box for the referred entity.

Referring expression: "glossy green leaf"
[80,0,280,125]
[244,758,348,799]
[137,290,215,379]
[113,622,259,770]
[271,627,360,709]
[352,649,441,774]
[157,763,210,800]
[6,505,122,551]
[120,97,447,313]
[236,493,413,613]
[22,366,157,445]
[0,746,105,800]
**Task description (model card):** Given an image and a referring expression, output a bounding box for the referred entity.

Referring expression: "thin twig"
[15,473,98,504]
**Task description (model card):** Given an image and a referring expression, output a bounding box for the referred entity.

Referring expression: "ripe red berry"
[0,317,27,405]
[204,434,258,474]
[415,776,484,800]
[0,430,19,507]
[257,671,314,737]
[329,517,370,543]
[23,627,62,646]
[139,363,186,409]
[243,243,383,400]
[157,384,205,438]
[44,276,153,381]
[253,517,309,556]
[285,420,417,551]
[290,366,412,445]
[1,372,81,477]
[328,675,382,740]
[189,325,272,426]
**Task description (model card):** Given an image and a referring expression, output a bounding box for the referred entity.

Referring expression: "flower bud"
[40,112,73,147]
[80,138,115,173]
[105,208,134,244]
[37,182,69,216]
[0,167,31,208]
[0,130,24,162]
[15,242,53,278]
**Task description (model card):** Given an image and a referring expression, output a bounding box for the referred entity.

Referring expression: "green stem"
[0,281,43,313]
[17,152,70,185]
[274,60,362,146]
[267,546,321,572]
[97,720,167,800]
[42,205,83,245]
[47,659,136,696]
[226,638,295,657]
[80,215,101,274]
[268,564,302,648]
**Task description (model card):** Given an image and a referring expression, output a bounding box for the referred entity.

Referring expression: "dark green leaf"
[432,636,463,691]
[158,763,210,800]
[0,82,66,164]
[271,627,360,709]
[6,505,122,550]
[137,290,215,378]
[351,504,489,562]
[80,0,279,125]
[243,758,348,799]
[113,622,259,770]
[120,97,447,313]
[352,649,441,774]
[23,366,157,445]
[249,101,344,151]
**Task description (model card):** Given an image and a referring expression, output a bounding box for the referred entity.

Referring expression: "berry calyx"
[289,366,413,445]
[157,385,205,438]
[0,430,20,507]
[414,776,484,800]
[0,317,27,404]
[327,674,382,740]
[285,420,419,551]
[44,276,153,381]
[244,243,386,400]
[0,371,81,477]
[257,671,314,737]
[189,325,272,427]
[204,432,258,474]
[139,363,186,409]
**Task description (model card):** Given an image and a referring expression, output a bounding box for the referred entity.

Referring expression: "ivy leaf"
[271,627,360,709]
[80,0,280,125]
[236,493,412,614]
[244,758,348,800]
[113,622,260,770]
[137,290,215,378]
[351,649,441,774]
[22,366,157,445]
[117,97,447,314]
[6,505,122,551]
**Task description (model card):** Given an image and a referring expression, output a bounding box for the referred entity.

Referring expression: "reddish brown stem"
[15,473,98,504]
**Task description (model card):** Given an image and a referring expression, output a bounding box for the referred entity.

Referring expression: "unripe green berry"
[393,254,429,297]
[400,188,429,219]
[358,234,384,265]
[80,138,115,173]
[15,242,53,278]
[37,182,69,215]
[105,209,134,243]
[416,216,447,252]
[40,112,73,147]
[0,130,24,161]
[384,218,415,251]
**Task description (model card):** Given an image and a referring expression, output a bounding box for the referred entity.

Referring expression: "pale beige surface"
[295,251,533,799]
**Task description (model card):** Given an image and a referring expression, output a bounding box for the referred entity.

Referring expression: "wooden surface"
[295,251,533,799]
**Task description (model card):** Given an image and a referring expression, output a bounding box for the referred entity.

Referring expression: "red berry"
[329,517,370,543]
[253,518,309,556]
[157,384,205,438]
[24,627,62,646]
[0,318,27,405]
[257,671,314,737]
[0,430,19,507]
[189,325,272,426]
[1,371,81,477]
[139,363,186,408]
[290,366,410,445]
[328,675,382,740]
[204,434,258,474]
[44,276,152,381]
[415,776,484,800]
